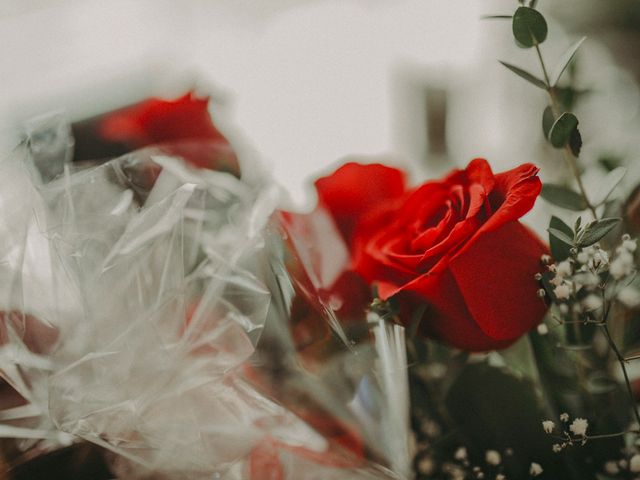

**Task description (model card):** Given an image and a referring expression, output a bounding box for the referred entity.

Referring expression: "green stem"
[534,43,598,220]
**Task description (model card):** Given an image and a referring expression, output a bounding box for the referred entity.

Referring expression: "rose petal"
[448,221,548,342]
[315,162,406,244]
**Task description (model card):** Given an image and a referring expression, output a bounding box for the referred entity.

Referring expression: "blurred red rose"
[315,159,548,351]
[72,92,239,174]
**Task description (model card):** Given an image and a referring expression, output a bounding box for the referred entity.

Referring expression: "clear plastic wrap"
[0,114,411,479]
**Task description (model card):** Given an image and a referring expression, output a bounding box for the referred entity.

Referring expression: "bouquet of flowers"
[1,3,640,479]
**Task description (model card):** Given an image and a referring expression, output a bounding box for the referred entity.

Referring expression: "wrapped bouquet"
[1,3,640,480]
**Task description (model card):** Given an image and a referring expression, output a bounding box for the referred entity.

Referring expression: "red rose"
[72,92,239,174]
[316,158,548,351]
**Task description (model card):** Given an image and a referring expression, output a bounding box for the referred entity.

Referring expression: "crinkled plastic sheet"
[0,113,411,479]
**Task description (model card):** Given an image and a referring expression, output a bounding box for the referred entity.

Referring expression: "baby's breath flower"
[556,260,572,277]
[582,294,602,311]
[552,444,563,453]
[554,283,571,300]
[623,238,637,252]
[569,418,588,437]
[417,456,435,475]
[537,323,549,335]
[529,462,543,476]
[610,250,634,280]
[618,287,640,308]
[559,413,569,422]
[496,475,506,480]
[541,254,551,264]
[454,446,467,461]
[542,420,555,434]
[604,460,620,475]
[536,288,546,298]
[630,454,640,473]
[485,450,501,466]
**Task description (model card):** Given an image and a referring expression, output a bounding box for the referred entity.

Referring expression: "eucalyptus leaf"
[542,106,555,138]
[548,227,574,246]
[569,126,582,157]
[512,6,548,48]
[576,217,621,247]
[592,167,626,206]
[548,112,579,148]
[499,61,547,89]
[550,36,587,87]
[541,183,587,211]
[549,216,574,261]
[481,14,513,20]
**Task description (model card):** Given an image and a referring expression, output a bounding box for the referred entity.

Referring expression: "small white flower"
[542,420,555,434]
[496,475,506,480]
[604,460,619,475]
[485,450,501,466]
[417,456,435,475]
[554,283,571,300]
[569,418,588,436]
[556,260,572,277]
[630,454,640,473]
[454,446,467,461]
[577,251,589,264]
[618,287,640,308]
[529,462,543,476]
[623,238,637,252]
[560,413,569,422]
[582,294,602,311]
[537,323,549,335]
[541,254,552,264]
[559,304,569,314]
[610,250,634,279]
[552,444,563,453]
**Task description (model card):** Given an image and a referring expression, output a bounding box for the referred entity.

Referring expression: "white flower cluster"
[539,235,640,318]
[542,414,589,452]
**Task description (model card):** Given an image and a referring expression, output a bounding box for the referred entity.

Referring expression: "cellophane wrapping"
[0,113,411,479]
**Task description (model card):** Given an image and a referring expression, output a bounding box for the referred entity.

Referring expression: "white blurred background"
[1,0,639,208]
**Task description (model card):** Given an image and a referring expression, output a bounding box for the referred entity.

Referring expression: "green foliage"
[512,7,548,48]
[541,183,587,211]
[499,61,547,89]
[542,106,555,138]
[550,37,587,87]
[598,155,622,172]
[575,218,622,247]
[548,112,579,149]
[548,216,574,260]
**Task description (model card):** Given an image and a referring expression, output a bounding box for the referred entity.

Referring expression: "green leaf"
[576,217,621,247]
[598,155,622,172]
[574,215,582,232]
[542,105,555,138]
[481,14,513,20]
[541,183,587,211]
[512,6,548,48]
[550,36,587,87]
[548,112,579,148]
[569,126,582,157]
[593,167,626,206]
[548,227,574,245]
[499,61,547,89]
[549,216,574,261]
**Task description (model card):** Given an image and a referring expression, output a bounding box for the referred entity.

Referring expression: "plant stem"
[601,289,640,427]
[534,44,598,219]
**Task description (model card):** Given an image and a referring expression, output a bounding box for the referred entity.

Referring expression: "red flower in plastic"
[98,92,227,148]
[315,159,548,351]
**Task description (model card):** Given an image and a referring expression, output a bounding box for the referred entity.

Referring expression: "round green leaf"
[548,112,579,148]
[542,106,554,138]
[512,7,548,48]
